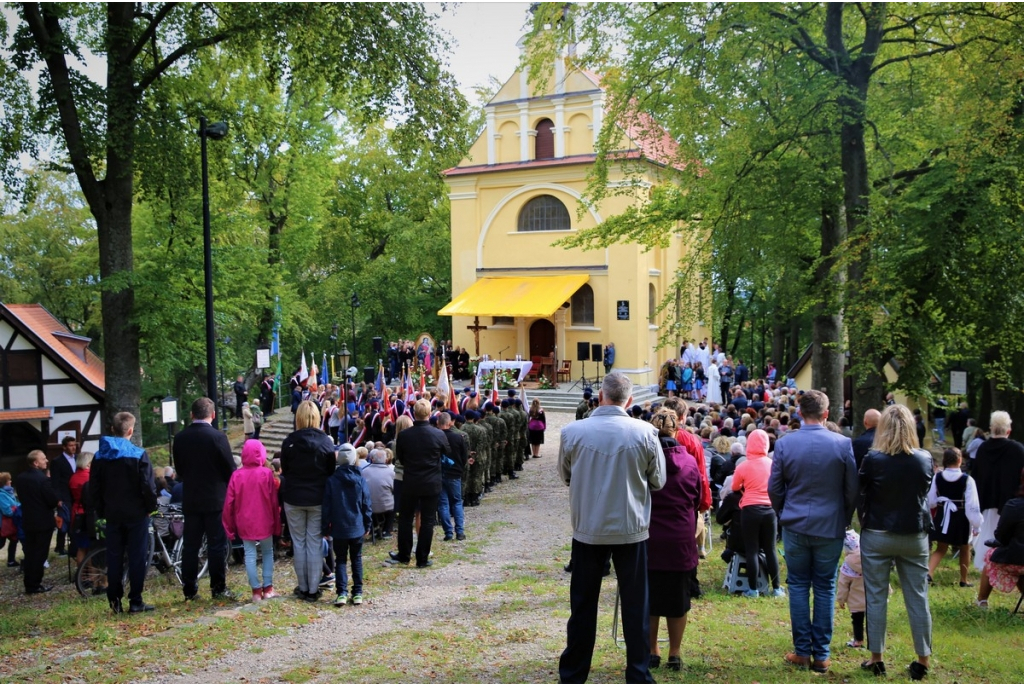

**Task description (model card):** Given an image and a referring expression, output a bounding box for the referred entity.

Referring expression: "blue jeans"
[933,417,945,444]
[242,537,274,590]
[782,529,844,661]
[332,537,363,596]
[437,477,465,537]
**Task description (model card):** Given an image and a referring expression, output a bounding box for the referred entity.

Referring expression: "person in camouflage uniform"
[499,399,518,480]
[481,402,506,486]
[452,412,470,491]
[575,389,593,421]
[461,410,488,506]
[511,397,527,471]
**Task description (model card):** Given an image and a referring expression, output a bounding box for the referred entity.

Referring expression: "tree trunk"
[811,203,846,414]
[98,4,143,442]
[787,316,801,375]
[771,321,786,372]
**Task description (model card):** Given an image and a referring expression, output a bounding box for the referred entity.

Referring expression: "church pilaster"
[486,107,496,165]
[553,308,567,368]
[591,94,604,146]
[516,317,527,357]
[518,104,530,162]
[554,98,566,158]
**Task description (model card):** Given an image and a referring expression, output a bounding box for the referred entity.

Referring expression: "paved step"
[517,384,661,413]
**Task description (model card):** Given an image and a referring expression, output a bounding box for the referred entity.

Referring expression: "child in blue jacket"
[322,443,372,607]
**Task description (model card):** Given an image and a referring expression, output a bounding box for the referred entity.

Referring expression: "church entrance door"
[529,319,555,358]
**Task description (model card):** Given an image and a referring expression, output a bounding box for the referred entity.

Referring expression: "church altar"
[474,359,533,394]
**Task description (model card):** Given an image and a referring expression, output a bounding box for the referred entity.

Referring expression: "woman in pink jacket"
[731,429,785,598]
[223,440,282,602]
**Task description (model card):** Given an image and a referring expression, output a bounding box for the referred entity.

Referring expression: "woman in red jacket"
[68,451,93,566]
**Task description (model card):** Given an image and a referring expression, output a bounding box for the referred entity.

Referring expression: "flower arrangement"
[473,367,520,390]
[537,374,555,390]
[409,365,435,387]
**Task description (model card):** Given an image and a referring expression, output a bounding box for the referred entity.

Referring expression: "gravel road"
[157,411,577,684]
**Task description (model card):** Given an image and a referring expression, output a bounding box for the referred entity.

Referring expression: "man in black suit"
[173,397,236,600]
[50,435,78,555]
[14,450,58,594]
[851,408,881,469]
[233,375,248,420]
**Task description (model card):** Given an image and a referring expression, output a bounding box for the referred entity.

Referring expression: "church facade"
[441,53,707,387]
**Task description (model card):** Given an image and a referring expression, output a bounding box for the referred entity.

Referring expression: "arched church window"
[535,118,555,160]
[517,195,571,232]
[571,284,595,326]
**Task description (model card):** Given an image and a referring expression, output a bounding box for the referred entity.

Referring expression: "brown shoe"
[811,659,831,674]
[785,653,811,668]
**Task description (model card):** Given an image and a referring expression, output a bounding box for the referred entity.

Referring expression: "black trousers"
[23,527,53,592]
[106,518,150,605]
[181,510,228,597]
[396,490,438,566]
[741,504,781,590]
[559,539,654,684]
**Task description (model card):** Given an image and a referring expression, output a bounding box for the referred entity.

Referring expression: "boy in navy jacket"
[322,443,372,606]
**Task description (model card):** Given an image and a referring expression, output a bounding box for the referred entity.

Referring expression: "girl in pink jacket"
[731,429,785,598]
[223,440,282,601]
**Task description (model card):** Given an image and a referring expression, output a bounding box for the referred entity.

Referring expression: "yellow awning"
[439,275,590,318]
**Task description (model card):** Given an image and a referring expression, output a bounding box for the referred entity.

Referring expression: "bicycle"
[75,505,211,598]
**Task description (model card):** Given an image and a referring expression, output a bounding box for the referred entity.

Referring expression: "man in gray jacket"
[558,373,666,684]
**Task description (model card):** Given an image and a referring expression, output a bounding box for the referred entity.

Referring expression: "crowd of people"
[3,349,1024,683]
[558,369,1024,684]
[0,363,550,613]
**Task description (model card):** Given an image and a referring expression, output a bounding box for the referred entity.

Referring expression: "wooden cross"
[466,316,488,356]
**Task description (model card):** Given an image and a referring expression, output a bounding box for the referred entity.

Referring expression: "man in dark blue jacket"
[769,390,858,674]
[173,397,236,600]
[92,412,158,614]
[436,411,469,541]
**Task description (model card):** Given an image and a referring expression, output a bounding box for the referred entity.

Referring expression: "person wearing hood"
[732,428,785,598]
[322,443,372,606]
[91,412,158,614]
[223,440,281,602]
[646,409,701,672]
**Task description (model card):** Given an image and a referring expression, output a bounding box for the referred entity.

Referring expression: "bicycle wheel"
[75,545,127,598]
[171,534,211,584]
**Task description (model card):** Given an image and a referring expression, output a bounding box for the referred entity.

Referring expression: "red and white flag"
[299,351,309,388]
[491,369,499,406]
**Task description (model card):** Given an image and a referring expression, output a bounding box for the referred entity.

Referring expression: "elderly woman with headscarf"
[645,409,701,671]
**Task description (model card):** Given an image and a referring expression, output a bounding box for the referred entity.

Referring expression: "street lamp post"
[350,293,360,369]
[199,116,228,429]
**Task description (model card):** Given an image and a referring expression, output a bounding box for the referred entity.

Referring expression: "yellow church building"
[440,48,707,387]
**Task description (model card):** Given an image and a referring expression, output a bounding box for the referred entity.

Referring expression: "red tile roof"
[1,304,105,396]
[0,408,54,423]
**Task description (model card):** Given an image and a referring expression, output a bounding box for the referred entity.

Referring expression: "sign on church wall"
[616,300,630,321]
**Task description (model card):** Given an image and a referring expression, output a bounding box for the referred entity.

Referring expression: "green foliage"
[0,170,100,338]
[528,3,1024,405]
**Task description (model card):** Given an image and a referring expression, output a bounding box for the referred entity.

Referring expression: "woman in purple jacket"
[647,410,702,671]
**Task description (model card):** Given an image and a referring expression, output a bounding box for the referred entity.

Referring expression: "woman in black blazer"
[858,405,934,680]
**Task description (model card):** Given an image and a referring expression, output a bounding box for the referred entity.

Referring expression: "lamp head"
[203,121,229,140]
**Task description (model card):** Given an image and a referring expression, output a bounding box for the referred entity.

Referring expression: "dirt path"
[157,412,576,684]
